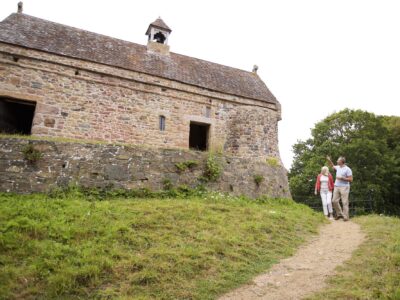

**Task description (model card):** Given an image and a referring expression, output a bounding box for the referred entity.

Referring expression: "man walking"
[326,156,353,221]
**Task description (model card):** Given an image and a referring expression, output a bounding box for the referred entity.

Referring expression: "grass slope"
[0,192,324,299]
[307,215,400,300]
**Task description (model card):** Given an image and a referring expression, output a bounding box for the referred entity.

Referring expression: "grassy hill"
[0,191,324,299]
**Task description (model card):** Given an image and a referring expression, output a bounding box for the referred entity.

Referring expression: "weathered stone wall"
[0,43,282,161]
[0,138,291,198]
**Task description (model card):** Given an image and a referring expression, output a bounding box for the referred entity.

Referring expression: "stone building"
[0,5,289,197]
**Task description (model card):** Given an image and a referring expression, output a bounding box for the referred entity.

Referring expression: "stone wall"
[0,43,282,160]
[0,138,291,198]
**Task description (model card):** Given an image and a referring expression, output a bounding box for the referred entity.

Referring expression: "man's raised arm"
[326,156,334,169]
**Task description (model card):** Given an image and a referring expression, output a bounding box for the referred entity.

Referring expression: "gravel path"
[219,220,365,300]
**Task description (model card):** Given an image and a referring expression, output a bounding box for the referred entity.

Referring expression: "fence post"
[368,189,374,213]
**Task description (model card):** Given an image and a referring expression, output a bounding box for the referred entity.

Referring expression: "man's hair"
[338,156,346,163]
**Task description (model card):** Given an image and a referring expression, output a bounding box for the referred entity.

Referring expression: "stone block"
[104,164,130,181]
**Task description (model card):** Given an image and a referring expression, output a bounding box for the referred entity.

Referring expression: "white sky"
[1,0,399,169]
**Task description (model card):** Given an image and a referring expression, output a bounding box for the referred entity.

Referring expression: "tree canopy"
[289,109,399,214]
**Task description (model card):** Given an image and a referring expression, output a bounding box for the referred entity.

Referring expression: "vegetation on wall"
[203,154,222,182]
[289,109,400,214]
[21,144,42,163]
[266,156,279,168]
[175,160,199,173]
[254,174,264,186]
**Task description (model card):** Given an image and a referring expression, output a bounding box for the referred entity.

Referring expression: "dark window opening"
[189,122,209,151]
[159,115,166,131]
[0,98,36,135]
[154,31,166,44]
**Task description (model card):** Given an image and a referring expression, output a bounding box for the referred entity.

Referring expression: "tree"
[289,109,399,214]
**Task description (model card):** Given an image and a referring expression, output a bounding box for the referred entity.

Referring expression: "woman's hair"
[321,166,329,175]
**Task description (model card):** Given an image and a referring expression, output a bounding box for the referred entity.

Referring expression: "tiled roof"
[0,13,277,104]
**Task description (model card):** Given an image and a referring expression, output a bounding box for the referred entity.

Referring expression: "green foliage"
[21,144,42,163]
[47,184,207,201]
[307,215,400,299]
[203,154,222,182]
[175,160,199,173]
[0,192,324,299]
[162,178,173,190]
[253,174,264,186]
[266,157,279,167]
[289,109,400,214]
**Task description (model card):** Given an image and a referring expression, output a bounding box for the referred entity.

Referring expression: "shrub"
[175,160,199,173]
[203,155,222,182]
[266,157,279,167]
[254,174,264,186]
[22,144,42,163]
[162,178,173,190]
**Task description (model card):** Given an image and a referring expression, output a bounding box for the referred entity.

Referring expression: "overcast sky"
[1,0,399,169]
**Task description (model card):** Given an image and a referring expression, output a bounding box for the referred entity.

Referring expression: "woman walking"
[315,166,334,220]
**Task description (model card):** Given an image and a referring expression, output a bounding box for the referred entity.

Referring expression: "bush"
[22,144,42,163]
[266,157,279,167]
[162,178,173,190]
[254,174,264,186]
[203,155,222,182]
[175,160,199,173]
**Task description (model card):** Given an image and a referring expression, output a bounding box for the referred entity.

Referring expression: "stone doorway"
[189,122,209,151]
[0,97,36,134]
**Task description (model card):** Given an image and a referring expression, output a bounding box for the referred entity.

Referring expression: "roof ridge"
[3,13,255,75]
[2,13,147,50]
[0,12,277,104]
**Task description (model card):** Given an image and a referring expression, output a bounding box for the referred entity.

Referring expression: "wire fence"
[293,192,375,217]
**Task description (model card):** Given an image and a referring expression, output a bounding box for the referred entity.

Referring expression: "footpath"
[219,220,365,300]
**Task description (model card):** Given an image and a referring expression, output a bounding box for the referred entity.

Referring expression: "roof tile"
[0,13,277,104]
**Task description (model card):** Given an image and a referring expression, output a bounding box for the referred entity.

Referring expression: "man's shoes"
[343,218,349,222]
[334,215,343,220]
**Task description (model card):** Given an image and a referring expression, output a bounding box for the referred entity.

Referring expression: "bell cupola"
[145,17,172,55]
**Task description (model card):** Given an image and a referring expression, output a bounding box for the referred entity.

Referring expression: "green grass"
[307,215,400,300]
[0,134,193,153]
[0,192,324,299]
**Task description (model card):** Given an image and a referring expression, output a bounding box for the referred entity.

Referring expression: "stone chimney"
[17,2,23,13]
[145,17,171,55]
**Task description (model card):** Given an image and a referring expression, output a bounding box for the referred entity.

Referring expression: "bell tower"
[145,17,172,55]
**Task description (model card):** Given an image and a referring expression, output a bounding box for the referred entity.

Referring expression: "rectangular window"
[205,106,211,118]
[189,121,210,151]
[0,97,36,135]
[159,115,166,131]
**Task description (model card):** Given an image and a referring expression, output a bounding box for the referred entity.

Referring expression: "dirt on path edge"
[219,220,365,300]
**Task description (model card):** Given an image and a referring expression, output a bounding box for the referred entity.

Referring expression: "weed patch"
[21,144,42,163]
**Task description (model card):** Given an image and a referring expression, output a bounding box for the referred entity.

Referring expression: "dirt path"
[219,220,365,300]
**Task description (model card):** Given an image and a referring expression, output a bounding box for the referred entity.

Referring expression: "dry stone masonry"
[0,7,289,197]
[0,138,290,198]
